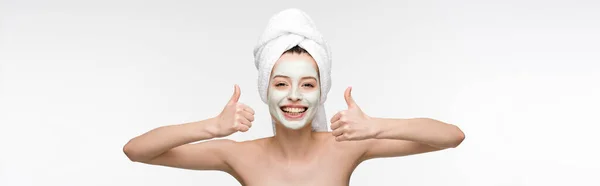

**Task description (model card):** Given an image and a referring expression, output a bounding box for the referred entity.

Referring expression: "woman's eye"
[276,83,287,87]
[303,83,315,87]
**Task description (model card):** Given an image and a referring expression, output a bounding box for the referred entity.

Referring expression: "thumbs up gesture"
[330,87,374,141]
[214,84,255,137]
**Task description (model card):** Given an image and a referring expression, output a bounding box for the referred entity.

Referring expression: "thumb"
[228,84,241,104]
[344,86,357,108]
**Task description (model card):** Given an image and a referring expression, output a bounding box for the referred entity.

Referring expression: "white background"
[1,0,599,185]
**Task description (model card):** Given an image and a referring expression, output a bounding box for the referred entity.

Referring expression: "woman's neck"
[270,123,316,161]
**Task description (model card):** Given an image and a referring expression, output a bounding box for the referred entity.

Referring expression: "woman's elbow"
[123,142,147,162]
[449,126,465,148]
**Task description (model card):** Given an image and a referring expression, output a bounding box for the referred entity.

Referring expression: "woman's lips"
[282,110,306,120]
[280,106,308,120]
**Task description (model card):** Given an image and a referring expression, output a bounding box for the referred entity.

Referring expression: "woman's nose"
[287,87,303,101]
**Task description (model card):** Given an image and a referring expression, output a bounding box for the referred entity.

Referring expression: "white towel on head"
[253,8,332,134]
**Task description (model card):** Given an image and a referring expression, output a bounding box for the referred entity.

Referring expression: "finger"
[240,104,255,115]
[335,135,348,142]
[330,120,344,130]
[344,86,357,108]
[237,124,249,132]
[239,110,255,122]
[330,112,342,123]
[331,128,345,137]
[238,117,252,127]
[228,84,241,104]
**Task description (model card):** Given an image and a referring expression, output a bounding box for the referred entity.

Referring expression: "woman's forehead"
[272,53,319,75]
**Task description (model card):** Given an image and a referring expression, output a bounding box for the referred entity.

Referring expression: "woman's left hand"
[330,87,376,141]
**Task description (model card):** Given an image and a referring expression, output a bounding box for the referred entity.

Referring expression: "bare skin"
[123,53,465,186]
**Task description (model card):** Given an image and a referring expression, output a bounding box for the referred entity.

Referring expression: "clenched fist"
[213,84,255,137]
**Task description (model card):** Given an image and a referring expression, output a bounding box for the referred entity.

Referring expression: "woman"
[123,9,464,186]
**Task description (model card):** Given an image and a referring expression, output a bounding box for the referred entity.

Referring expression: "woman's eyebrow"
[301,77,317,80]
[273,75,290,79]
[272,75,317,80]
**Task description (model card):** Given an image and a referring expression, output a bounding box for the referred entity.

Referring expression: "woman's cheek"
[302,90,320,105]
[268,89,289,105]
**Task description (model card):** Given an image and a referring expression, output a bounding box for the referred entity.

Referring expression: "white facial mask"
[268,60,320,130]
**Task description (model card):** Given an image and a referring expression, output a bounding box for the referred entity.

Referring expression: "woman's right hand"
[212,84,255,138]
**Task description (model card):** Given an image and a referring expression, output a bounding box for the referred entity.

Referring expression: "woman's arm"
[122,84,255,171]
[122,118,221,162]
[373,117,465,148]
[331,87,465,160]
[360,117,465,160]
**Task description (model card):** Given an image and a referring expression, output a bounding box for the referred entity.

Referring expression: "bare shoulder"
[234,137,270,150]
[224,137,272,160]
[313,132,371,156]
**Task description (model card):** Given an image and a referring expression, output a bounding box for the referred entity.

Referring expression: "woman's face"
[267,53,320,130]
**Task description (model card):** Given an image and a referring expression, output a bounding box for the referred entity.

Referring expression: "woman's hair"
[283,45,310,55]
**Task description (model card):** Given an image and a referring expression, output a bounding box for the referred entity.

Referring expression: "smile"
[280,106,308,119]
[280,106,307,113]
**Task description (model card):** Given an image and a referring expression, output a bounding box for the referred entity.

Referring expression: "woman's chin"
[280,121,307,130]
[271,110,315,131]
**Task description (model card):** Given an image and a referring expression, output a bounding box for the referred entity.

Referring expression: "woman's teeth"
[281,107,307,113]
